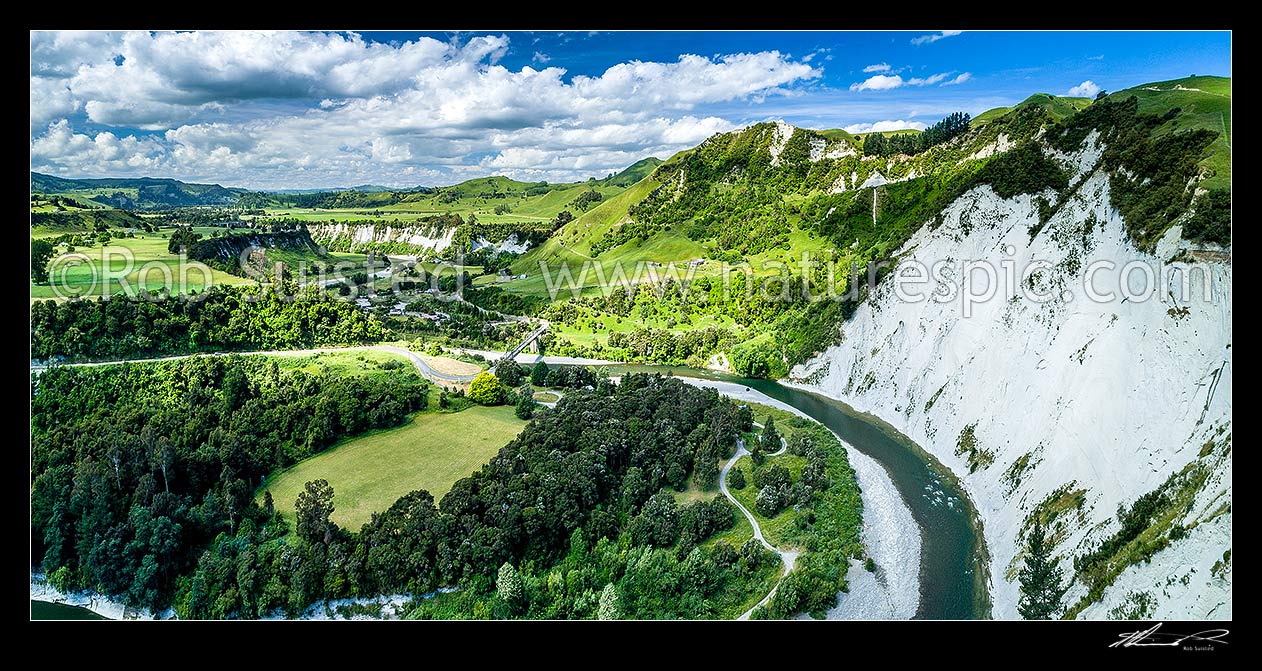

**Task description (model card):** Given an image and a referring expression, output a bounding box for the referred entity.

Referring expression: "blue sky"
[30,30,1230,189]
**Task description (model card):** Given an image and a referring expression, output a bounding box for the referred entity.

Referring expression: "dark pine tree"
[1018,520,1065,619]
[515,392,536,420]
[862,133,887,157]
[530,361,550,387]
[761,417,781,453]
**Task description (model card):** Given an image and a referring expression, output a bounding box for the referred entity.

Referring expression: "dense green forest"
[31,357,429,612]
[32,366,863,619]
[30,285,384,361]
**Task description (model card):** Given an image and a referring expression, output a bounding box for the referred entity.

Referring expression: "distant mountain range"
[30,173,243,209]
[262,184,426,195]
[31,156,667,211]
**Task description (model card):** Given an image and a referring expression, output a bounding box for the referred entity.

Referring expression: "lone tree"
[494,359,524,387]
[515,390,537,419]
[31,239,54,284]
[762,417,781,452]
[1018,519,1065,619]
[167,227,201,255]
[530,361,550,387]
[261,490,275,520]
[597,583,621,620]
[496,562,525,617]
[295,479,337,545]
[468,371,505,406]
[749,437,765,466]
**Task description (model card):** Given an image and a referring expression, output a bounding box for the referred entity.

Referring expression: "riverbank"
[823,447,922,619]
[778,378,992,619]
[31,573,167,620]
[259,590,455,620]
[669,377,922,620]
[31,572,444,620]
[777,378,994,618]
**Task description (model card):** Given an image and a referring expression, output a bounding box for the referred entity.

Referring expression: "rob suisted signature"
[1111,623,1230,649]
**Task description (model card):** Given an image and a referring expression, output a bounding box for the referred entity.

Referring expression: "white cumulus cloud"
[850,74,905,91]
[911,30,963,46]
[850,70,968,91]
[843,119,928,133]
[29,31,823,187]
[1067,80,1101,97]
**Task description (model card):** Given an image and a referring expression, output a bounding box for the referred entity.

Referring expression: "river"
[31,601,106,620]
[603,365,991,620]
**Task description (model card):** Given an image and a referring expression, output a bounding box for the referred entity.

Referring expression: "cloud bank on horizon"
[29,30,1231,189]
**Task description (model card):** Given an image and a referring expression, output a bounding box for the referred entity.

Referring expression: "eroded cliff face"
[187,229,321,265]
[308,223,534,257]
[788,137,1231,619]
[309,222,458,254]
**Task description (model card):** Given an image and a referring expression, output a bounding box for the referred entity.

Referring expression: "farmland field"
[258,404,526,530]
[31,234,252,301]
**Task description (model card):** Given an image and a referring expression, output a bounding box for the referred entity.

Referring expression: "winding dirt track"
[723,430,797,620]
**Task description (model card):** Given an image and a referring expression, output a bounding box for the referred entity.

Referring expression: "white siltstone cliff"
[309,222,457,252]
[787,138,1232,620]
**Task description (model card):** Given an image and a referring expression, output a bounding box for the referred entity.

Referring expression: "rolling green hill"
[513,174,666,271]
[1108,75,1231,190]
[853,128,923,141]
[816,128,858,144]
[31,172,242,209]
[973,93,1094,128]
[251,158,666,219]
[31,207,150,235]
[603,157,664,186]
[969,75,1230,191]
[512,113,1010,282]
[493,76,1230,373]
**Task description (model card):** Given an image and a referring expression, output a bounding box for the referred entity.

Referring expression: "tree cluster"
[31,356,428,614]
[31,286,385,361]
[179,373,746,618]
[863,112,972,158]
